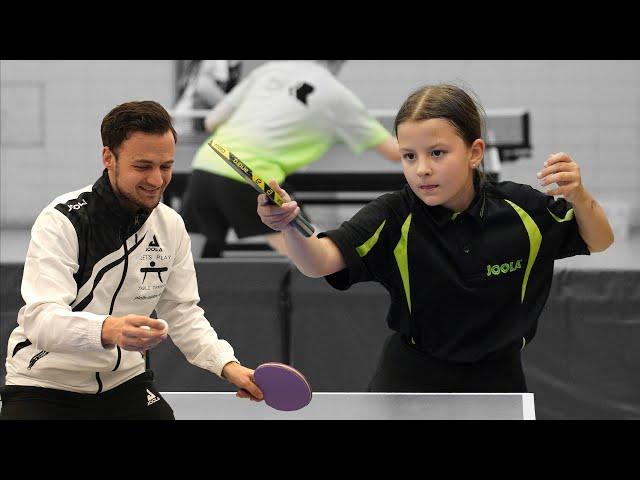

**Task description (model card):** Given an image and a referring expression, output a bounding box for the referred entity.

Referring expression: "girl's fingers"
[538,160,576,178]
[269,179,291,202]
[262,202,297,219]
[544,152,571,166]
[258,193,271,206]
[544,186,563,197]
[274,207,300,230]
[539,171,576,186]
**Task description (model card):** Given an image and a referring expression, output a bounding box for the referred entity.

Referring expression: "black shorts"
[181,169,310,256]
[367,332,528,393]
[0,370,175,420]
[181,169,273,239]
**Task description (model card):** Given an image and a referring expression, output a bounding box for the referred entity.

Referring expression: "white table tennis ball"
[140,319,168,333]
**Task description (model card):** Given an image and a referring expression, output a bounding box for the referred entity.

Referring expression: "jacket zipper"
[110,240,129,372]
[96,237,130,393]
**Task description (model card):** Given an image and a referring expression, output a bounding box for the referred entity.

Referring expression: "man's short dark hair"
[101,100,177,156]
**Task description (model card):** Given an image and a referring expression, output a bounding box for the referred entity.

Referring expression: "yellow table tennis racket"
[208,141,315,237]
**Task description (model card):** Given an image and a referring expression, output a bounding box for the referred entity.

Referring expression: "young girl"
[256,84,614,393]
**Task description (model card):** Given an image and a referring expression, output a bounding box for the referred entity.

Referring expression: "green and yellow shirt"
[192,60,390,185]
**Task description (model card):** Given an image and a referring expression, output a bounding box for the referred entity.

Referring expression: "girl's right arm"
[257,180,346,278]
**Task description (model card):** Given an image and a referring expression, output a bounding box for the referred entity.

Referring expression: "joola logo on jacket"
[487,259,523,277]
[67,199,88,211]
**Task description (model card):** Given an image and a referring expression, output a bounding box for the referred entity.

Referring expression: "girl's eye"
[432,150,444,158]
[402,153,415,161]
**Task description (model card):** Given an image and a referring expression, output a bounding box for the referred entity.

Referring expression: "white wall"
[1,60,174,227]
[336,60,640,228]
[1,60,639,228]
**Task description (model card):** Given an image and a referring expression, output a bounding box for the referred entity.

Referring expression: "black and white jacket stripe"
[5,170,237,394]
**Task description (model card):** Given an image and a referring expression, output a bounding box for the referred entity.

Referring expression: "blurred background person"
[180,60,401,258]
[173,60,243,134]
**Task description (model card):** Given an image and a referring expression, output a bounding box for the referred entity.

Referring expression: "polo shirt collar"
[418,182,488,227]
[465,183,488,224]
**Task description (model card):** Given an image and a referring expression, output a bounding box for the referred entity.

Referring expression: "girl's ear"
[470,138,485,168]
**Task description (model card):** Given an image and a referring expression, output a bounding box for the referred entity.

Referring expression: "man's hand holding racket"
[222,361,264,402]
[228,361,313,411]
[257,180,303,233]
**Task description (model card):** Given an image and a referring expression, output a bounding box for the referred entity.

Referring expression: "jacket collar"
[93,169,151,237]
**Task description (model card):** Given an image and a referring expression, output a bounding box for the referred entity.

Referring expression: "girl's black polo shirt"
[318,181,590,363]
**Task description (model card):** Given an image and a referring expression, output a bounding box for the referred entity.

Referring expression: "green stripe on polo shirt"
[356,220,386,257]
[547,208,575,223]
[504,200,542,304]
[393,213,412,313]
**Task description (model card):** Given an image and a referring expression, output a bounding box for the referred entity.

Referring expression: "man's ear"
[470,138,485,168]
[102,147,115,168]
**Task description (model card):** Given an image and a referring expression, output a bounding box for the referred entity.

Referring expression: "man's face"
[103,131,175,212]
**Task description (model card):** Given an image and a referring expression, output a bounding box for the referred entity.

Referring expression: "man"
[181,60,401,258]
[173,60,243,133]
[0,101,262,420]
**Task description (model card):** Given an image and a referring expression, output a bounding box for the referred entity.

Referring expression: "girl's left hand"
[537,152,586,204]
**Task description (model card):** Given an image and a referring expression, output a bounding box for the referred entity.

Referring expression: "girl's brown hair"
[394,84,487,184]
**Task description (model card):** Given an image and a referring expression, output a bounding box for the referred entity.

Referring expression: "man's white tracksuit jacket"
[4,170,238,394]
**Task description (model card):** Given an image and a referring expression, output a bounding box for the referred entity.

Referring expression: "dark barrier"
[1,261,639,418]
[0,264,24,385]
[150,259,290,391]
[522,268,640,419]
[287,269,393,391]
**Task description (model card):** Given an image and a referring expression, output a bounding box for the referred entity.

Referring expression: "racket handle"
[291,212,315,238]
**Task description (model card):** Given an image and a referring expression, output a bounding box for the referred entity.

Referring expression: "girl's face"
[397,118,484,212]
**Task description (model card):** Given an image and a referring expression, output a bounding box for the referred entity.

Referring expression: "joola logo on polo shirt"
[67,199,88,211]
[487,259,523,277]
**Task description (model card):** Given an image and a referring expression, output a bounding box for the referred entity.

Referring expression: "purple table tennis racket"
[254,362,312,411]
